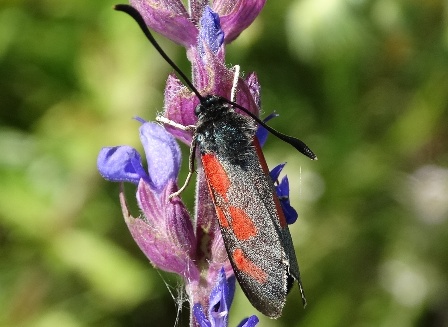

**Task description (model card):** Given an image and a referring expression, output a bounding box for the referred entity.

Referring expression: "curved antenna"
[114,4,205,102]
[227,99,318,160]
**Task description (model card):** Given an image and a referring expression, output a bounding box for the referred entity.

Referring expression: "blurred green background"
[1,0,447,326]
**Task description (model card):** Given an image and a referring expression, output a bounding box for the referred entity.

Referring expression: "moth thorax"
[194,95,229,118]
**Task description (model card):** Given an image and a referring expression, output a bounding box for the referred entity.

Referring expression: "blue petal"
[256,113,279,147]
[280,198,298,224]
[277,176,298,224]
[237,315,259,327]
[208,268,232,327]
[193,268,250,327]
[270,167,299,225]
[97,146,148,184]
[193,303,212,327]
[269,163,286,182]
[199,6,224,55]
[139,122,181,193]
[276,175,289,197]
[226,274,236,309]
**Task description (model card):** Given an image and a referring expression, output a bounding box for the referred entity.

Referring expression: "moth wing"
[202,150,292,318]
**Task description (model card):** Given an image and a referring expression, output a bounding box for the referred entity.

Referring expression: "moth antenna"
[227,100,318,160]
[114,4,205,102]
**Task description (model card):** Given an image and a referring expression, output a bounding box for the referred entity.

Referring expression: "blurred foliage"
[1,0,447,326]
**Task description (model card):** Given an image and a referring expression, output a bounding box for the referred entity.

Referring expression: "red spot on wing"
[253,138,288,228]
[229,206,257,240]
[233,248,268,284]
[202,153,230,200]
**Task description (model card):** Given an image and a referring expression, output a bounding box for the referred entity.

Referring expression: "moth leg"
[156,116,197,199]
[168,140,197,199]
[230,65,240,102]
[156,115,196,131]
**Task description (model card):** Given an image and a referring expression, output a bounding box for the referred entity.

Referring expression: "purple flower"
[98,121,181,191]
[193,268,259,327]
[130,0,266,48]
[97,122,199,279]
[98,3,299,325]
[162,7,260,145]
